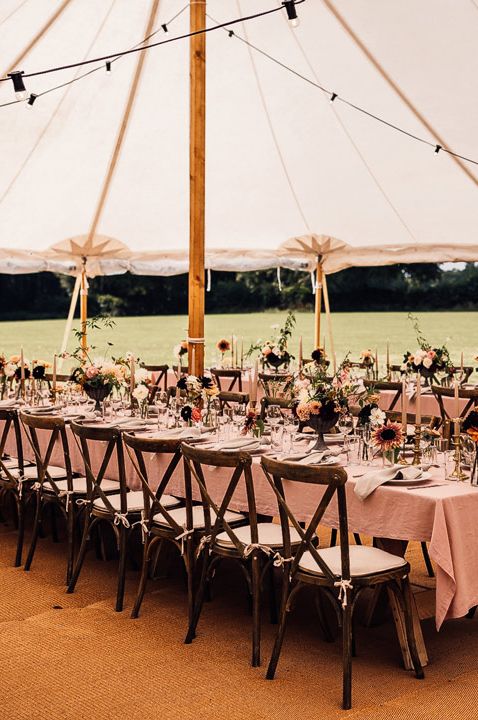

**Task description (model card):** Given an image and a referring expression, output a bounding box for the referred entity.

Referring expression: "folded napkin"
[354,464,422,500]
[0,400,17,408]
[215,438,261,452]
[279,447,342,464]
[151,427,201,441]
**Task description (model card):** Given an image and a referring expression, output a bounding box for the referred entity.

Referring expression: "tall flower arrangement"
[247,311,296,369]
[177,373,219,425]
[402,315,452,380]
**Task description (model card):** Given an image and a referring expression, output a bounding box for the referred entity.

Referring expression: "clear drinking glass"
[271,425,284,452]
[267,404,282,426]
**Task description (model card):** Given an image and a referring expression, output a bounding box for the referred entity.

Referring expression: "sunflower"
[372,421,403,451]
[217,338,231,353]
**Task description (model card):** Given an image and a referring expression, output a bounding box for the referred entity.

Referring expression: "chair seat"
[13,465,68,480]
[215,522,301,548]
[298,545,407,578]
[43,477,119,495]
[153,505,245,529]
[93,490,179,514]
[0,457,28,470]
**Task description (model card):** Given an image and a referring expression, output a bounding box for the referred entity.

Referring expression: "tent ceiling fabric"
[0,0,477,276]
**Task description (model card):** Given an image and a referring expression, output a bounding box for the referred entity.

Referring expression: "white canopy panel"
[0,0,476,274]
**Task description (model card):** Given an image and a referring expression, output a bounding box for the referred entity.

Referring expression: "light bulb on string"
[282,1,300,27]
[7,71,27,101]
[105,61,112,73]
[435,144,442,155]
[27,93,37,106]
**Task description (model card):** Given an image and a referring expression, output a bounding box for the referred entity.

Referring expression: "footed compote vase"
[83,382,113,412]
[306,413,340,452]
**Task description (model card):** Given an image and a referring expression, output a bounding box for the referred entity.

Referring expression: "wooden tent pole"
[188,0,206,376]
[314,259,323,348]
[80,259,88,358]
[57,274,81,370]
[322,272,336,373]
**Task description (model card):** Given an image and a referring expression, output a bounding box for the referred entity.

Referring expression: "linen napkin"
[148,427,202,441]
[214,438,261,452]
[354,464,422,500]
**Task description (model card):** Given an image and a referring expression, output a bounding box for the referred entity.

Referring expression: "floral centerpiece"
[32,360,51,380]
[401,315,452,383]
[177,373,219,426]
[293,360,364,450]
[242,410,265,438]
[173,341,188,366]
[310,347,329,369]
[247,311,295,370]
[360,349,375,368]
[131,367,152,418]
[70,358,126,410]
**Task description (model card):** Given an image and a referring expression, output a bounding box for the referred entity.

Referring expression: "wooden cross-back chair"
[363,379,403,411]
[0,408,32,567]
[121,433,190,621]
[385,411,441,432]
[218,391,249,413]
[144,364,169,397]
[445,366,474,385]
[211,368,243,394]
[258,372,292,398]
[67,422,141,611]
[19,411,89,582]
[181,442,295,667]
[431,385,478,425]
[44,372,71,386]
[260,456,424,710]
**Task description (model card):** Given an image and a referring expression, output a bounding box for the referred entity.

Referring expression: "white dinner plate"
[385,471,431,486]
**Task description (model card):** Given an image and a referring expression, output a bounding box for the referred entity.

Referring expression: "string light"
[435,144,442,155]
[161,23,168,32]
[7,71,27,101]
[330,92,337,103]
[283,1,300,28]
[27,93,37,106]
[105,60,112,73]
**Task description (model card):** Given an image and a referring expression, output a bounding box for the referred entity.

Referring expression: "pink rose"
[427,350,436,359]
[85,365,99,379]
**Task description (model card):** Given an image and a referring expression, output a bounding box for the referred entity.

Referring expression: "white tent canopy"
[0,0,477,276]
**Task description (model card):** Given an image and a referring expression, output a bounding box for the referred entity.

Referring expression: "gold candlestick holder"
[411,424,422,466]
[450,417,467,481]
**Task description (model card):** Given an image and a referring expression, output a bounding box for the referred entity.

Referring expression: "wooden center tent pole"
[188,0,206,377]
[314,258,323,348]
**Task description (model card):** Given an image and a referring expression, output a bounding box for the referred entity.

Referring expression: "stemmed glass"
[337,411,354,436]
[267,404,282,427]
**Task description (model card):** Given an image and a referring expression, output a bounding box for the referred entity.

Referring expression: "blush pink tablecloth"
[6,421,478,630]
[378,388,470,418]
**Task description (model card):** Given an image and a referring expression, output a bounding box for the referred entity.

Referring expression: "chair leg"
[342,603,353,710]
[66,502,75,585]
[353,533,362,546]
[131,538,153,619]
[115,526,128,612]
[251,553,262,667]
[14,493,25,567]
[268,561,278,625]
[67,513,91,594]
[401,577,425,680]
[185,551,210,644]
[50,503,60,543]
[330,528,337,547]
[266,578,290,680]
[24,493,42,572]
[185,536,195,629]
[421,542,434,578]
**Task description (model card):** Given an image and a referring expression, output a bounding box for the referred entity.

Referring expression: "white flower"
[422,357,433,369]
[400,363,408,372]
[413,356,422,366]
[370,407,386,426]
[4,363,16,378]
[135,367,150,384]
[272,346,282,356]
[133,385,149,401]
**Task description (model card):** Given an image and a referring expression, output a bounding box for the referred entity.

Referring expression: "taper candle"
[130,355,135,394]
[415,373,421,425]
[53,354,57,393]
[401,376,407,434]
[454,378,460,418]
[250,360,258,403]
[298,335,303,369]
[240,338,244,370]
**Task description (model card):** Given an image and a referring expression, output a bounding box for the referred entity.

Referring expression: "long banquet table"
[5,420,478,632]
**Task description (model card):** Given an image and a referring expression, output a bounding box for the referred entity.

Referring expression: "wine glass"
[267,404,282,427]
[337,411,354,436]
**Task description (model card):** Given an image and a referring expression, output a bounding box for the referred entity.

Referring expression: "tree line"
[0,263,476,319]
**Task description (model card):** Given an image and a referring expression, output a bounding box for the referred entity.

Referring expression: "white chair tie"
[196,534,212,559]
[272,552,293,568]
[16,476,31,499]
[175,525,194,555]
[75,498,91,507]
[133,512,150,544]
[31,482,41,492]
[334,578,353,608]
[113,512,131,529]
[59,489,75,512]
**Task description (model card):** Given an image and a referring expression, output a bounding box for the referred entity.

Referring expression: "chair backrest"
[431,385,478,421]
[211,368,243,393]
[0,408,25,481]
[363,379,403,411]
[19,411,73,495]
[385,410,440,431]
[180,442,258,554]
[122,433,185,533]
[258,372,292,398]
[70,421,124,512]
[260,455,350,581]
[144,364,169,393]
[218,391,249,413]
[172,364,189,378]
[44,372,71,385]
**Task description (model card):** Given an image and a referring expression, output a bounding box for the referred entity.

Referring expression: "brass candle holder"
[411,423,422,466]
[450,417,467,481]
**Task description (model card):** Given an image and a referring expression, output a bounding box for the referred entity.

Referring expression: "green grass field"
[1,311,477,372]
